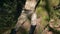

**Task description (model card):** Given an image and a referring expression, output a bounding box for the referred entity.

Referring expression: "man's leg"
[10,10,27,34]
[29,12,37,34]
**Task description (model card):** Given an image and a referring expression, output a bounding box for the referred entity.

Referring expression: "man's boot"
[29,25,36,34]
[10,28,16,34]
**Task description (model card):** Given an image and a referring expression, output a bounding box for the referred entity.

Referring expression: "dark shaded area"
[10,29,16,34]
[45,0,51,21]
[0,0,4,7]
[0,0,26,34]
[15,0,26,19]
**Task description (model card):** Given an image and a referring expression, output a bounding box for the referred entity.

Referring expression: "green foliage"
[0,0,17,33]
[36,0,60,34]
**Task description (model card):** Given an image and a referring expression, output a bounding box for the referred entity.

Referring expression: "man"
[10,0,40,34]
